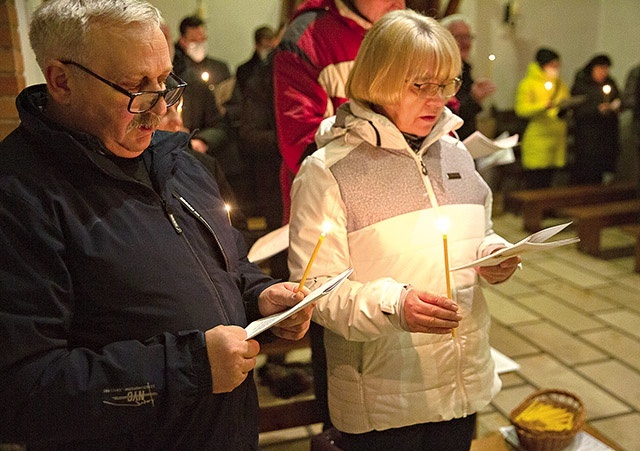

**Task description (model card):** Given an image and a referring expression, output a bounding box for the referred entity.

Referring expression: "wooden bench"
[621,224,640,273]
[507,181,637,232]
[559,198,640,255]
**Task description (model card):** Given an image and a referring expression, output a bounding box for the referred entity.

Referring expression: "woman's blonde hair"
[346,9,461,107]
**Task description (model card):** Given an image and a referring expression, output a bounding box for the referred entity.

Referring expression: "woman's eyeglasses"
[412,77,462,99]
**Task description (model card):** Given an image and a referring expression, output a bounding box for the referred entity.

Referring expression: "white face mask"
[185,41,207,63]
[544,67,559,80]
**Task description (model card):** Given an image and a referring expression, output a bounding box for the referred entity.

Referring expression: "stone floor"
[258,210,640,451]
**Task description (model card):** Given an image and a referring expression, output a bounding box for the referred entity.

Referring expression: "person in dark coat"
[0,1,312,449]
[570,54,621,185]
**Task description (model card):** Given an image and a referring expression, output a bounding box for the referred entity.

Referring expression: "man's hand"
[403,289,461,334]
[258,282,313,340]
[205,325,259,393]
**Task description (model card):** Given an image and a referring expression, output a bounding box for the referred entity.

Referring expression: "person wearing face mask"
[173,15,231,87]
[515,48,570,189]
[569,54,621,185]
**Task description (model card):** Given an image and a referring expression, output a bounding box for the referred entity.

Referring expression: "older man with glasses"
[0,0,313,449]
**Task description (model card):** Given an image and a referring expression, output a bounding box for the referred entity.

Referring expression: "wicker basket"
[509,389,586,451]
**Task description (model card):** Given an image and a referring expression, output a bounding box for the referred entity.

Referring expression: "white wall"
[149,0,282,72]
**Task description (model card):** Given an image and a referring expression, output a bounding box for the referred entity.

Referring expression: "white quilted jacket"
[288,101,509,434]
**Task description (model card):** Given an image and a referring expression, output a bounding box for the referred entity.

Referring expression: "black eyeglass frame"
[60,60,187,114]
[412,77,463,99]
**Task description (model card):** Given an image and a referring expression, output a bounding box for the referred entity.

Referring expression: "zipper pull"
[420,160,428,175]
[163,201,183,234]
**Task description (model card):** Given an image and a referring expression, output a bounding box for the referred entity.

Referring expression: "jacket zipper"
[162,200,183,234]
[415,150,470,413]
[173,192,231,271]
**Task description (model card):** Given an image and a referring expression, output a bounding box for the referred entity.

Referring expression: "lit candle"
[224,203,232,225]
[201,71,210,83]
[487,54,496,79]
[436,216,456,338]
[544,81,553,91]
[298,221,332,291]
[602,84,611,103]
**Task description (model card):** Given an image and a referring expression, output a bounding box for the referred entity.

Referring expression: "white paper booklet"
[463,130,519,159]
[451,222,580,271]
[247,224,289,263]
[244,267,353,339]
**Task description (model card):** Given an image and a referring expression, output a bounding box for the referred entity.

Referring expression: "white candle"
[298,221,332,291]
[224,203,231,225]
[487,54,496,79]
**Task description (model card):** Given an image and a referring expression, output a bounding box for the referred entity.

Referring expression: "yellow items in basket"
[514,399,574,432]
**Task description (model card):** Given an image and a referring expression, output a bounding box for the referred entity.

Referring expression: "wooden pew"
[559,199,640,256]
[507,182,637,232]
[621,224,640,273]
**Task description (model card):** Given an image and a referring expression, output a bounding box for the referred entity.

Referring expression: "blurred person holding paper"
[288,10,520,451]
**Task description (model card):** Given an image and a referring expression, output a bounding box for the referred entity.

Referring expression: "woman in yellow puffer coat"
[515,48,570,189]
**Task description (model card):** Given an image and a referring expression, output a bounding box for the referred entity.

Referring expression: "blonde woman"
[289,9,520,451]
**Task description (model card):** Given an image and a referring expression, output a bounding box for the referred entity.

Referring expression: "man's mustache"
[128,112,162,131]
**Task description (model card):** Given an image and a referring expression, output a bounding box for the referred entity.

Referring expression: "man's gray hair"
[29,0,162,71]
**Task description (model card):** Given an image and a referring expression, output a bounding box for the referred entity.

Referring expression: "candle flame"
[224,203,231,213]
[488,54,496,62]
[602,84,611,95]
[544,81,553,91]
[201,71,210,82]
[435,216,450,234]
[321,221,332,235]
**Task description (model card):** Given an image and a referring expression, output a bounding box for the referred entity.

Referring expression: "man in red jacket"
[274,0,405,224]
[273,0,405,431]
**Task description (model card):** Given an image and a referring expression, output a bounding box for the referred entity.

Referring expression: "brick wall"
[0,0,25,140]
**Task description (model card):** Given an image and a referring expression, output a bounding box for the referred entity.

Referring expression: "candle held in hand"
[224,203,232,225]
[298,222,332,291]
[602,84,611,103]
[487,54,496,79]
[436,216,456,338]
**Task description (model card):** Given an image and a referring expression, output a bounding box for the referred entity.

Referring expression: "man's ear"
[45,61,73,104]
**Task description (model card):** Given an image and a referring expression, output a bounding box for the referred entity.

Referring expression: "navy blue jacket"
[0,85,275,450]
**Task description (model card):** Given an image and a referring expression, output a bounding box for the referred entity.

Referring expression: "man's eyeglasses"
[60,60,187,114]
[412,78,462,99]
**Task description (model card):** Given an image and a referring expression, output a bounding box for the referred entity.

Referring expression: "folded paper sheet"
[244,268,353,339]
[463,130,519,159]
[247,224,289,263]
[451,222,580,271]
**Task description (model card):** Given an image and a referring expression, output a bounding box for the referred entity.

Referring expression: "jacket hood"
[315,100,463,155]
[525,61,555,82]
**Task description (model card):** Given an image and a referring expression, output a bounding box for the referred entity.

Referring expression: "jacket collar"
[316,100,463,156]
